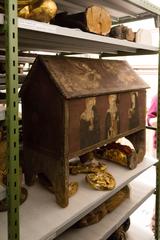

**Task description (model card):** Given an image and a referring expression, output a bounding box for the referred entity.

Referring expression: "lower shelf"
[57,167,155,240]
[0,155,156,240]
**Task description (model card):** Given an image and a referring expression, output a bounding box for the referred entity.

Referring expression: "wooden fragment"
[107,218,130,240]
[86,171,116,191]
[95,142,138,170]
[109,25,124,39]
[86,5,111,35]
[126,28,135,42]
[123,218,130,232]
[74,185,130,227]
[52,6,112,36]
[109,25,135,41]
[107,228,126,240]
[18,0,57,23]
[126,129,145,163]
[51,12,87,31]
[69,160,107,175]
[108,229,126,240]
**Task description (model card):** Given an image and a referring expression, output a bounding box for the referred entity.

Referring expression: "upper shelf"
[0,14,158,55]
[0,0,159,54]
[56,0,160,22]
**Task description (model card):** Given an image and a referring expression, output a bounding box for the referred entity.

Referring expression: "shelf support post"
[156,15,160,240]
[4,1,20,239]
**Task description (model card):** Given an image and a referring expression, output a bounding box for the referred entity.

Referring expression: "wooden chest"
[21,56,148,207]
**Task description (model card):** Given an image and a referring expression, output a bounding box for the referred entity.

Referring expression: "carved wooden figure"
[20,56,148,207]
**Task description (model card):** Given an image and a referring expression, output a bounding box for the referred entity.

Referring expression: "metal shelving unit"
[1,1,160,239]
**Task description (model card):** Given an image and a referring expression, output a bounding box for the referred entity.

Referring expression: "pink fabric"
[147,95,157,149]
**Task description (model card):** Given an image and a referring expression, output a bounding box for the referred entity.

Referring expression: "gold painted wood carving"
[86,171,116,190]
[69,161,107,175]
[0,139,28,212]
[95,142,138,169]
[18,0,57,22]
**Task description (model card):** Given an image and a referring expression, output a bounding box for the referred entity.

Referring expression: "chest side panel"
[22,64,65,158]
[68,90,146,157]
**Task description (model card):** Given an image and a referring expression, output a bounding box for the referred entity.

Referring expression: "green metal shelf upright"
[4,0,20,239]
[2,1,160,240]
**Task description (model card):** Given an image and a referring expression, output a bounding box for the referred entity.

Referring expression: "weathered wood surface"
[52,6,112,36]
[21,56,147,207]
[40,56,148,99]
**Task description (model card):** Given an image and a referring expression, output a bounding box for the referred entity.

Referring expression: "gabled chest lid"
[39,56,149,99]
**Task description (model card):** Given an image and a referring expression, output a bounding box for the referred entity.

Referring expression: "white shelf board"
[0,155,157,240]
[0,14,158,54]
[57,167,155,240]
